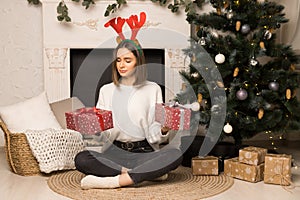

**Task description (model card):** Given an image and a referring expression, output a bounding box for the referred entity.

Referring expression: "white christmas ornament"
[215,53,225,64]
[191,72,199,78]
[183,102,200,111]
[223,123,233,134]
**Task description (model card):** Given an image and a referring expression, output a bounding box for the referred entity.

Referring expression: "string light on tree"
[227,9,234,19]
[234,0,240,6]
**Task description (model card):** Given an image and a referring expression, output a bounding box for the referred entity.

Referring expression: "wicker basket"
[0,118,41,176]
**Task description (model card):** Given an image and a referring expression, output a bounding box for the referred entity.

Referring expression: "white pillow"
[0,92,62,133]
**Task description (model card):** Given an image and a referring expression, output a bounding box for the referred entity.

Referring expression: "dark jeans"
[75,143,183,184]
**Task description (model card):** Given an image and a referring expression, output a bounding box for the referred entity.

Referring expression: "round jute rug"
[47,166,234,200]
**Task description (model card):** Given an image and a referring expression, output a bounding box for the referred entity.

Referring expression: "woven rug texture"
[47,166,234,200]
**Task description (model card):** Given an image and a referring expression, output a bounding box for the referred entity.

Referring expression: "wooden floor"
[1,140,300,200]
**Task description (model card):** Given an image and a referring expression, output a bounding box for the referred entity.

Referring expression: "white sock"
[81,175,120,189]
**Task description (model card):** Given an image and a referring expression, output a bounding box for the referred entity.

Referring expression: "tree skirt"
[47,166,234,200]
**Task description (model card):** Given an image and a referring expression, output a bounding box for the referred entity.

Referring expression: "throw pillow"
[0,92,62,133]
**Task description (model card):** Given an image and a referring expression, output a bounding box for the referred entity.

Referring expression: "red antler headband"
[104,12,146,43]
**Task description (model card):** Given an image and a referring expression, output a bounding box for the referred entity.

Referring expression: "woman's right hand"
[161,126,171,135]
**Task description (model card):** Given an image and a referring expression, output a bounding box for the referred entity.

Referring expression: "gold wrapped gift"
[224,157,264,183]
[192,156,219,175]
[264,154,292,186]
[239,146,267,165]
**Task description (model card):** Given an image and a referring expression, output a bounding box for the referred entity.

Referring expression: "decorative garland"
[27,0,208,22]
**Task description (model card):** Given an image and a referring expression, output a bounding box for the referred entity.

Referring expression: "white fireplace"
[41,0,191,103]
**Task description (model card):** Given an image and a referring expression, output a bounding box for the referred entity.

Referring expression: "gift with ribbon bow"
[65,107,113,135]
[155,103,191,130]
[264,153,292,186]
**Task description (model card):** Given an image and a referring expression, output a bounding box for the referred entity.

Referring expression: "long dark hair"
[112,39,147,86]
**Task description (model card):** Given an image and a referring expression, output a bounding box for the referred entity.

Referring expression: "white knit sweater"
[96,81,168,151]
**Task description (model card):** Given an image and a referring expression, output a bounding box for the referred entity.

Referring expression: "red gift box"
[65,107,113,135]
[155,103,191,130]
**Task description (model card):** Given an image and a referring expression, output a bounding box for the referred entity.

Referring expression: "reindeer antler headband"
[104,12,146,45]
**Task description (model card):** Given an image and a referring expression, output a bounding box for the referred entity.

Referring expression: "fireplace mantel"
[41,0,191,103]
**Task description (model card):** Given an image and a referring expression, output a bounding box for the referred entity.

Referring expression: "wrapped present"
[155,103,191,130]
[264,154,292,186]
[65,107,113,135]
[192,156,219,175]
[239,146,267,165]
[224,157,264,183]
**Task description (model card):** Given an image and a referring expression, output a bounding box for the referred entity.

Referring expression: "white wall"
[275,0,300,50]
[0,0,43,145]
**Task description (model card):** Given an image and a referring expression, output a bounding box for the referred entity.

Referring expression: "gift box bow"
[264,154,293,187]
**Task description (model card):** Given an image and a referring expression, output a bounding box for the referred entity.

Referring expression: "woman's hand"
[161,126,171,135]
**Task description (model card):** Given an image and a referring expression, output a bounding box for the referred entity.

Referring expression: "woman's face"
[116,47,137,78]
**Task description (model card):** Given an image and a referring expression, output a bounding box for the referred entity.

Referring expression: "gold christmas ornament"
[223,1,230,9]
[258,108,264,119]
[286,89,291,100]
[181,83,187,91]
[198,93,203,103]
[236,21,241,31]
[216,8,222,15]
[233,67,239,77]
[192,54,196,62]
[290,64,296,71]
[217,81,225,88]
[259,41,266,50]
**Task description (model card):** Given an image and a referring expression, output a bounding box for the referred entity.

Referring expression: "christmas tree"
[177,0,300,146]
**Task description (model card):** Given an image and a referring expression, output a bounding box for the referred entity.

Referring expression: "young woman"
[74,39,183,189]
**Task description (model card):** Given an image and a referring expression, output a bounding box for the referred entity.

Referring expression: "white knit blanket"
[24,128,84,173]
